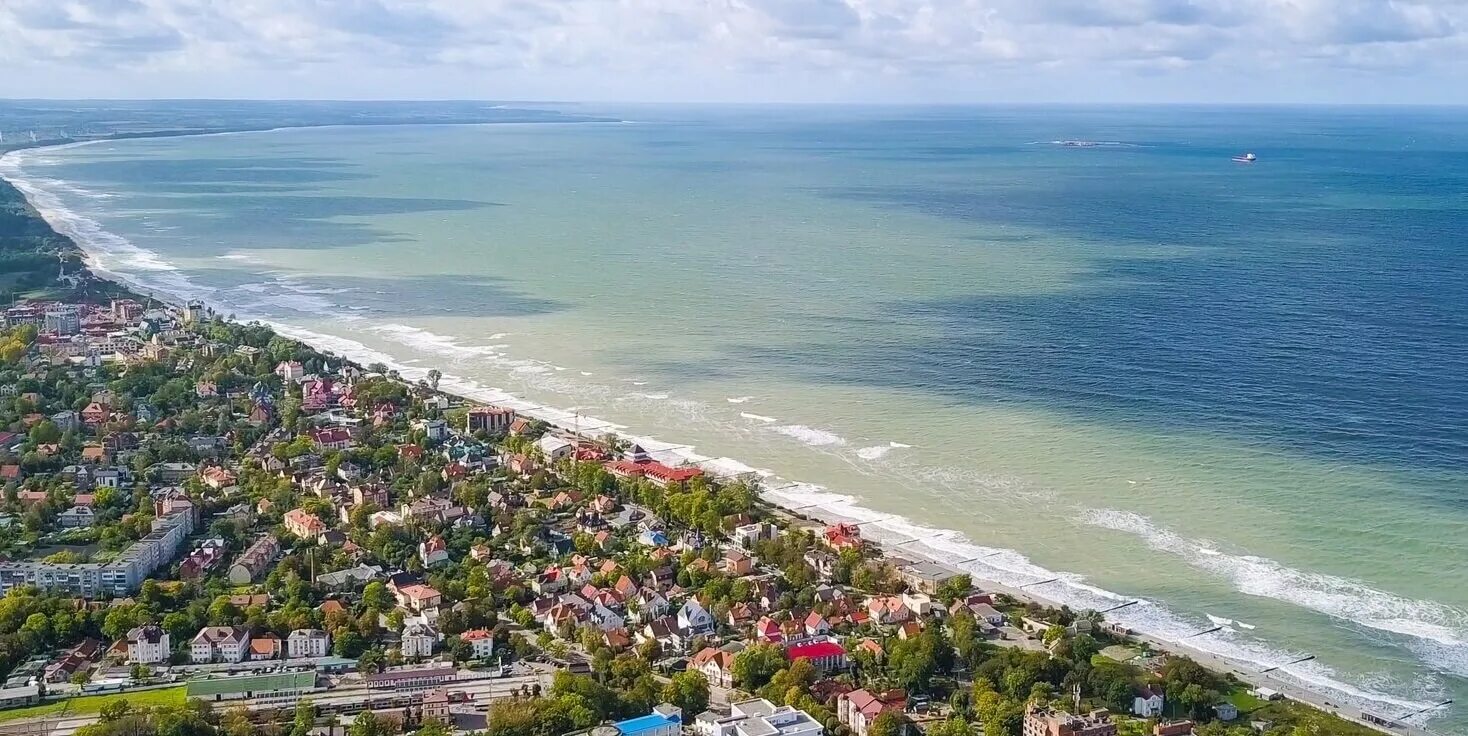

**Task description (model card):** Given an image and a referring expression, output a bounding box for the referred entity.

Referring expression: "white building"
[695,699,825,736]
[537,435,574,463]
[678,599,715,634]
[401,623,438,658]
[126,626,171,664]
[287,629,332,659]
[191,626,251,664]
[460,628,495,660]
[1133,686,1166,718]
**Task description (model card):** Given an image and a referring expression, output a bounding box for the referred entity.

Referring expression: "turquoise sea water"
[3,106,1466,730]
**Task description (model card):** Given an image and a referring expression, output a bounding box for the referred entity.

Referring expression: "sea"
[2,105,1465,731]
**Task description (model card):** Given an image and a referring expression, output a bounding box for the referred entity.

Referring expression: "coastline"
[0,130,1445,735]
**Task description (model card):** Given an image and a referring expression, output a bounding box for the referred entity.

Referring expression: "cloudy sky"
[0,0,1465,103]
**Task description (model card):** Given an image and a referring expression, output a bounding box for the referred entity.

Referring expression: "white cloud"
[0,0,1464,101]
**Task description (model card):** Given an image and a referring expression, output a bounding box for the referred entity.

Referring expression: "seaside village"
[0,297,1358,736]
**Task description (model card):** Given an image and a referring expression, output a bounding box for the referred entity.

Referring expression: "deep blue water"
[696,106,1468,475]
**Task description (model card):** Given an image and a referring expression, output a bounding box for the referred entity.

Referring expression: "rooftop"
[185,670,316,697]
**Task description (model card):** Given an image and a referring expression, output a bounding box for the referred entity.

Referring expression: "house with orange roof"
[249,633,282,660]
[284,508,327,539]
[691,646,736,688]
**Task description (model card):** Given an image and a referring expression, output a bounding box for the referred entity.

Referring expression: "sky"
[0,0,1466,104]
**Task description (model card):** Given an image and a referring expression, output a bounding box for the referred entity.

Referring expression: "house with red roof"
[866,596,912,625]
[785,638,848,673]
[603,459,704,487]
[824,523,863,551]
[81,402,110,426]
[755,616,784,643]
[839,689,908,736]
[804,611,832,637]
[200,465,237,490]
[460,628,496,659]
[308,427,354,451]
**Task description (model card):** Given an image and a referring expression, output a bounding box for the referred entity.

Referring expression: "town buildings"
[460,628,495,660]
[1022,708,1118,736]
[126,626,170,665]
[191,626,252,664]
[287,629,332,659]
[695,699,823,736]
[0,506,195,597]
[228,534,281,584]
[466,406,516,434]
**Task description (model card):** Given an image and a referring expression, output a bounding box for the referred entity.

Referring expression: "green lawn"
[0,686,186,723]
[1225,687,1267,712]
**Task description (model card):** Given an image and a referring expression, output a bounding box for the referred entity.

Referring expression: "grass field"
[0,685,186,723]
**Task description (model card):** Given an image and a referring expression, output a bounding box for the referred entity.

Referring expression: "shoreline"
[0,128,1446,735]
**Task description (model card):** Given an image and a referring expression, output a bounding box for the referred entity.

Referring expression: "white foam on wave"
[774,424,847,447]
[3,140,1451,727]
[741,412,779,423]
[1085,509,1468,672]
[727,396,754,404]
[855,441,913,461]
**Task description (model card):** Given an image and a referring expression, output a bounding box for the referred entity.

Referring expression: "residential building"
[401,624,438,658]
[58,505,96,528]
[460,628,496,659]
[126,626,170,664]
[691,647,736,688]
[466,406,516,434]
[695,699,824,736]
[287,629,331,659]
[1022,708,1118,736]
[839,690,907,736]
[250,634,282,661]
[191,626,251,664]
[1133,686,1166,718]
[678,599,716,634]
[284,508,327,539]
[537,435,574,463]
[228,535,280,584]
[0,506,195,597]
[396,584,442,612]
[898,562,965,595]
[420,535,451,567]
[275,361,305,383]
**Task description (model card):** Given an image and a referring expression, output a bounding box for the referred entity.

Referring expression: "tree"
[350,711,396,736]
[28,420,61,445]
[926,717,973,736]
[418,720,452,736]
[290,700,316,736]
[364,581,393,611]
[936,574,974,603]
[334,629,366,657]
[660,671,710,716]
[869,711,906,736]
[732,644,785,690]
[426,369,442,392]
[98,700,132,723]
